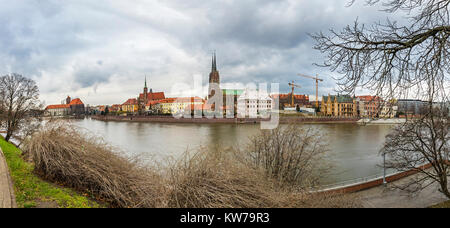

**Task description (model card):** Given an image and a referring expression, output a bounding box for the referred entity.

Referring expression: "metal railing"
[314,171,400,192]
[316,162,430,192]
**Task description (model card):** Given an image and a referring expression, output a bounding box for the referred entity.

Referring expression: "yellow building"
[321,94,358,117]
[155,97,205,114]
[122,98,138,113]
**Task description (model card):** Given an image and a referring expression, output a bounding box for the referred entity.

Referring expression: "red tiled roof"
[109,104,121,111]
[271,94,309,100]
[156,97,205,104]
[157,98,177,104]
[357,95,382,102]
[139,92,166,101]
[122,98,138,105]
[69,98,84,105]
[46,97,83,110]
[46,104,69,110]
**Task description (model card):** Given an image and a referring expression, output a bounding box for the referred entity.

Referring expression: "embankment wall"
[91,115,360,124]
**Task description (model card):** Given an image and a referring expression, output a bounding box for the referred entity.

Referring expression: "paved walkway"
[352,170,449,208]
[0,147,16,208]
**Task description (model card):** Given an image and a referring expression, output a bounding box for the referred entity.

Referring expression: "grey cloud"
[0,0,407,105]
[73,65,113,88]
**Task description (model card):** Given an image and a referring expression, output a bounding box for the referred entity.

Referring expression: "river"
[71,118,395,185]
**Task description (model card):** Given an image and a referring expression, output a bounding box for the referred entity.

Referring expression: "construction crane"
[288,81,301,107]
[297,73,324,108]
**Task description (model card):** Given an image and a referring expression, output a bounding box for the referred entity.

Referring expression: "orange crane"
[297,73,324,108]
[288,81,301,107]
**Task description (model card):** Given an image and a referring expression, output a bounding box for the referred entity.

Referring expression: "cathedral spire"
[211,53,214,72]
[214,52,217,72]
[211,51,217,72]
[143,76,148,97]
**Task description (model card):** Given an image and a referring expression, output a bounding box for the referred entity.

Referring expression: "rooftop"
[45,104,69,110]
[122,98,138,105]
[139,92,166,101]
[68,98,84,105]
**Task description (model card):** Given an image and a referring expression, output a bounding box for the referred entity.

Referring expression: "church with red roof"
[45,96,85,116]
[120,78,166,114]
[138,77,166,113]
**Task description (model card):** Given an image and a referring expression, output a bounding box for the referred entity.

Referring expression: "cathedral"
[208,52,220,99]
[137,77,165,113]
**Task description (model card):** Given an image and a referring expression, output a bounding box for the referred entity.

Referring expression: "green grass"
[430,200,450,208]
[0,137,102,208]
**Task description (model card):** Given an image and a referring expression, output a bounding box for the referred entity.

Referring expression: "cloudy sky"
[0,0,405,106]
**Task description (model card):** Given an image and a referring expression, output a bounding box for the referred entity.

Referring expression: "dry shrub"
[242,125,330,189]
[23,121,359,208]
[167,146,360,208]
[167,147,290,208]
[23,121,166,208]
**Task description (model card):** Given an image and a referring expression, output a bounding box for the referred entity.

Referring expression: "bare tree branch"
[0,73,42,142]
[313,0,450,102]
[382,107,450,198]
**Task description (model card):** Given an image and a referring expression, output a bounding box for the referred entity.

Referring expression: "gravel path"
[0,148,16,208]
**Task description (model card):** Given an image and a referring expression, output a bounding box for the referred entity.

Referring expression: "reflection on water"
[71,118,394,185]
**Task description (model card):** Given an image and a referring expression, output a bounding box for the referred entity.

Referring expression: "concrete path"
[0,147,16,208]
[352,171,449,208]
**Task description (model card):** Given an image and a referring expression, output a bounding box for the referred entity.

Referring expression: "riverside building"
[237,89,273,118]
[45,96,85,116]
[321,94,358,117]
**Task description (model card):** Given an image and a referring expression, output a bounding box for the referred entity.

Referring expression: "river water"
[71,118,395,185]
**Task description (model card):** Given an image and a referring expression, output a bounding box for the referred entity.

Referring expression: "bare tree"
[312,0,450,198]
[0,73,42,142]
[312,0,450,101]
[240,125,330,189]
[382,107,449,198]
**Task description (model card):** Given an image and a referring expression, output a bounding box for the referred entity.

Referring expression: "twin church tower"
[208,52,220,99]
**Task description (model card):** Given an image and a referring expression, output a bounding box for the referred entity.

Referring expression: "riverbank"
[357,118,406,125]
[91,115,360,124]
[0,136,102,208]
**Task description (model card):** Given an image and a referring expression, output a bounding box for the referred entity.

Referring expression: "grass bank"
[0,136,101,208]
[430,200,450,208]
